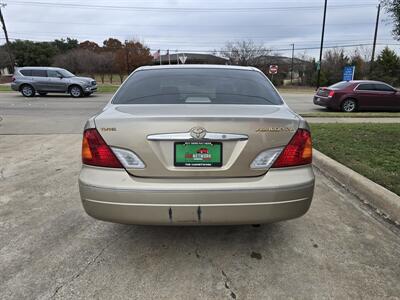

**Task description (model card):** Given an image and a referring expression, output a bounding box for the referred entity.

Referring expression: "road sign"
[343,66,355,81]
[179,54,187,64]
[269,65,278,75]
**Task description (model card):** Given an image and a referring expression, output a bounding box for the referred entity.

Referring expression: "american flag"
[153,49,160,60]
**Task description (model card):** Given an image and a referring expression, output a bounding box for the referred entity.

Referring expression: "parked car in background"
[79,65,315,225]
[11,67,97,98]
[313,80,400,112]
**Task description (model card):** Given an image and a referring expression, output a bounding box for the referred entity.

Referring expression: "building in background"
[155,53,229,65]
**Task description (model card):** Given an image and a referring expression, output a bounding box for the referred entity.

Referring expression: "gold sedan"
[79,65,314,225]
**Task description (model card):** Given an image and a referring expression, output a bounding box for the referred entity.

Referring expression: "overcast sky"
[2,0,399,58]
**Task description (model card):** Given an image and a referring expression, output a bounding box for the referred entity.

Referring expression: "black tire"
[69,85,83,98]
[39,92,48,96]
[20,84,35,97]
[341,98,357,112]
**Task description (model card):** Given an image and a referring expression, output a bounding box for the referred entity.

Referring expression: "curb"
[313,149,400,224]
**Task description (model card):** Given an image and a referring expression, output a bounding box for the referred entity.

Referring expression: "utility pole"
[124,40,129,74]
[316,0,328,89]
[290,43,294,85]
[370,3,381,74]
[0,2,14,73]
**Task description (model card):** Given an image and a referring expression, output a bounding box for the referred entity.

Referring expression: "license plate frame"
[174,141,223,167]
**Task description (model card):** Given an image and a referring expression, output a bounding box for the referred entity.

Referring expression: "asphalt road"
[0,92,323,134]
[1,135,399,299]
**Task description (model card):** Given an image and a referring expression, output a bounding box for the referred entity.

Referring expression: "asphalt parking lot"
[1,92,400,299]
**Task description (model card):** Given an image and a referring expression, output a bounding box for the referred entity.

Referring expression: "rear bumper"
[313,96,340,110]
[313,95,330,107]
[79,165,315,225]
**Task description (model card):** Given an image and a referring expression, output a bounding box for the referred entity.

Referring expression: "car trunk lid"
[95,104,300,178]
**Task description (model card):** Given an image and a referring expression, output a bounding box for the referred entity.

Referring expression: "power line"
[7,1,377,12]
[8,20,380,28]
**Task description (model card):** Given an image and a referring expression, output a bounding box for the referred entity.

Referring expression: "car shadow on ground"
[114,222,284,254]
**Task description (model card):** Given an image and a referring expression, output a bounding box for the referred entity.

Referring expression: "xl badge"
[190,127,207,139]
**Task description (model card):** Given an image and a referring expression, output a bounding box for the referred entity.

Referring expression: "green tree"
[9,40,59,66]
[53,38,78,53]
[383,0,400,40]
[371,46,400,86]
[0,46,12,69]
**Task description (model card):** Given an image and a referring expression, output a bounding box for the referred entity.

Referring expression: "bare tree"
[53,49,101,77]
[97,52,115,84]
[349,48,369,80]
[322,48,350,84]
[220,40,271,66]
[114,39,152,83]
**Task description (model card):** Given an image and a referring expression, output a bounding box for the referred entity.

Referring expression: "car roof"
[136,64,259,72]
[346,80,391,85]
[17,66,64,70]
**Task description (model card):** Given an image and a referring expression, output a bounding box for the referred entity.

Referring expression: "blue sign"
[343,66,355,81]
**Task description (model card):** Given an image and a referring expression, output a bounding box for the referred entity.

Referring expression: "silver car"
[79,65,315,225]
[11,67,97,97]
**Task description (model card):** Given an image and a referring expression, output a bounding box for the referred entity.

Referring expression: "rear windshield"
[328,81,352,89]
[112,68,283,105]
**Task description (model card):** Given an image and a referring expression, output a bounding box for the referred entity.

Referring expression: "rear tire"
[69,85,83,98]
[341,98,357,112]
[20,84,35,97]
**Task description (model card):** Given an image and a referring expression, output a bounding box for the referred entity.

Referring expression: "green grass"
[278,87,315,94]
[0,85,12,92]
[97,84,119,93]
[311,123,400,195]
[302,112,400,118]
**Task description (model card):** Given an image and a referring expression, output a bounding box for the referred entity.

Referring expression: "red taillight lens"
[82,129,123,168]
[328,90,335,98]
[12,76,16,82]
[272,129,312,168]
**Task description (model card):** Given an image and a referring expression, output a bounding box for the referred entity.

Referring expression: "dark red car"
[313,80,400,112]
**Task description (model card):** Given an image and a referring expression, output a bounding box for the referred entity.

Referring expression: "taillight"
[12,76,16,82]
[272,129,312,168]
[328,90,335,98]
[82,129,123,168]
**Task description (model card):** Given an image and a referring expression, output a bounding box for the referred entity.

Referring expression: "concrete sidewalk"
[306,117,400,123]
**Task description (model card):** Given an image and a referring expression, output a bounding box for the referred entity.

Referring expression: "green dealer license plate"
[174,142,222,167]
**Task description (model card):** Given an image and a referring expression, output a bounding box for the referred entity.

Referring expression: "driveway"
[0,135,399,299]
